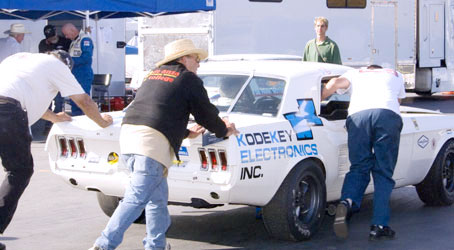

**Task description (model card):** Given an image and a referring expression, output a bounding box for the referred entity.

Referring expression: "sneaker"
[333,200,350,239]
[369,225,396,241]
[88,245,101,250]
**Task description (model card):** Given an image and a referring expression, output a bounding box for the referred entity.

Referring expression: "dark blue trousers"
[341,108,403,226]
[53,92,64,113]
[0,97,34,233]
[71,74,93,116]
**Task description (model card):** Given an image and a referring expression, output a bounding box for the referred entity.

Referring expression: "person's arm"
[41,109,72,123]
[333,43,342,65]
[186,73,239,137]
[321,77,351,100]
[69,93,112,128]
[302,41,310,61]
[38,40,46,53]
[186,124,206,139]
[398,76,406,104]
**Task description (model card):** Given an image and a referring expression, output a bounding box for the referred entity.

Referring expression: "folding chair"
[91,74,112,111]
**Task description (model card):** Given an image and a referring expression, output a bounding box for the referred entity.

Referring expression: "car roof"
[199,55,353,79]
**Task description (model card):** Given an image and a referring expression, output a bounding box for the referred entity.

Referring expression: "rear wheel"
[416,140,454,206]
[262,160,326,241]
[96,192,146,224]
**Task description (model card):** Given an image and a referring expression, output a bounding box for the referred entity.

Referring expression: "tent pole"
[85,10,90,32]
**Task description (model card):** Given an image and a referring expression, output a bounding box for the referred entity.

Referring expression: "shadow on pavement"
[167,187,454,250]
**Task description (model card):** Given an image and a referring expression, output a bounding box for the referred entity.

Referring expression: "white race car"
[46,55,454,241]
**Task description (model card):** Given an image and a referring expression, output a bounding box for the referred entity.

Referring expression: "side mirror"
[116,41,127,49]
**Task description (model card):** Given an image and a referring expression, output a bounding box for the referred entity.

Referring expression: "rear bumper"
[51,164,233,206]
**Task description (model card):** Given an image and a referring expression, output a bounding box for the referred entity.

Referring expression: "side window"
[200,75,249,112]
[232,76,286,116]
[327,0,366,8]
[320,76,350,120]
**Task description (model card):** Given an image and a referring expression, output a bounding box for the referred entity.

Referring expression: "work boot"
[333,200,351,239]
[369,225,396,241]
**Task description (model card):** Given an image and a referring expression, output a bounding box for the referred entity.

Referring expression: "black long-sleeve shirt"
[122,62,227,159]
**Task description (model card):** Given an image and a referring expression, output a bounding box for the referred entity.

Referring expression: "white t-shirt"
[338,68,406,116]
[120,124,174,176]
[0,52,84,124]
[0,36,22,63]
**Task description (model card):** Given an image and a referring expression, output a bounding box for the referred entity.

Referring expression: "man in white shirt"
[0,51,113,250]
[0,24,30,63]
[322,65,406,241]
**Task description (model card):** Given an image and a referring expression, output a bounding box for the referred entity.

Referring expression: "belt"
[0,95,22,108]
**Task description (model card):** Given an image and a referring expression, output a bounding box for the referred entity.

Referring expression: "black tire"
[96,192,146,224]
[416,140,454,206]
[415,91,433,97]
[262,160,326,241]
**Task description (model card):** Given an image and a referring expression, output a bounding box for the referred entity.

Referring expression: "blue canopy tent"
[0,0,216,20]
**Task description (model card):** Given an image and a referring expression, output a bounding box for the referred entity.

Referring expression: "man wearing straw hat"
[90,39,239,250]
[0,23,30,63]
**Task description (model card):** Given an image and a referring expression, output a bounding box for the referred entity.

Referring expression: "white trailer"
[139,0,454,95]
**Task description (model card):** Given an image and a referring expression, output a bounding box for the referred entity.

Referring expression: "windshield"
[200,74,286,116]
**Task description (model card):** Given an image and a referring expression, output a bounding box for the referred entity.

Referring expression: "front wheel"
[262,160,326,241]
[416,140,454,206]
[96,192,146,224]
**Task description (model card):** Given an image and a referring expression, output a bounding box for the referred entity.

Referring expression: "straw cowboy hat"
[4,23,31,35]
[155,39,208,67]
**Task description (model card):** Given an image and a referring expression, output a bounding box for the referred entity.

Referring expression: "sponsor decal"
[411,118,419,130]
[240,144,318,163]
[147,69,180,83]
[418,135,429,148]
[83,40,90,47]
[236,129,318,163]
[178,146,189,156]
[236,130,293,147]
[284,99,323,140]
[240,165,263,180]
[206,0,214,7]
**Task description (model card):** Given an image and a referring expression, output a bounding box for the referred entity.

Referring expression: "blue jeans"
[341,109,403,226]
[95,154,170,250]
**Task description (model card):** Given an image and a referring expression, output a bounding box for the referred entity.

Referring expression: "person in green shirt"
[303,16,342,65]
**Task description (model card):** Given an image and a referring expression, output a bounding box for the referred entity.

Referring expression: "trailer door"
[418,0,445,67]
[371,1,397,68]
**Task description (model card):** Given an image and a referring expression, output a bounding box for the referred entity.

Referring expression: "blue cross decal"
[284,99,323,140]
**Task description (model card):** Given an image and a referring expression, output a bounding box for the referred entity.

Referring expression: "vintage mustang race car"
[46,55,454,241]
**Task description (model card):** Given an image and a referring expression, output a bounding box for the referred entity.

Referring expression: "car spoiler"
[400,105,441,114]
